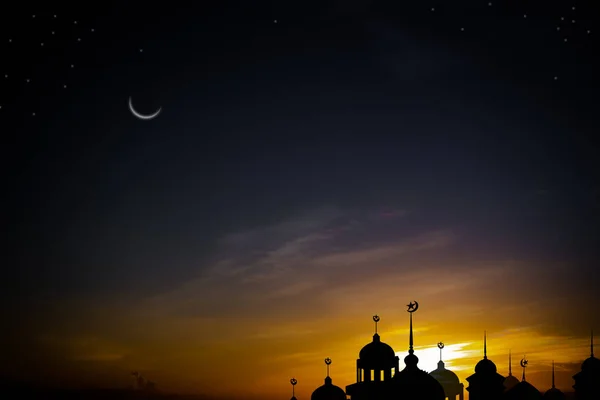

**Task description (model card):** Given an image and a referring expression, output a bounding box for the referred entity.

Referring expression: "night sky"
[2,1,599,399]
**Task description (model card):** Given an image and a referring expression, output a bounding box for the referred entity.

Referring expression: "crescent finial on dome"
[373,315,380,334]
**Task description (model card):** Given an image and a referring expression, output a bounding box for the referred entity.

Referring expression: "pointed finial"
[438,342,445,361]
[290,378,297,397]
[520,356,528,382]
[325,357,332,377]
[407,301,418,353]
[484,331,487,359]
[552,360,555,388]
[373,315,380,334]
[591,329,594,358]
[508,349,512,376]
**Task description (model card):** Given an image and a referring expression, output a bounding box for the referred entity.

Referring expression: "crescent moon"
[412,300,419,312]
[128,97,161,120]
[520,359,528,367]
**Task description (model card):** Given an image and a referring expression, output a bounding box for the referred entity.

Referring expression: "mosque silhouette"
[287,302,599,400]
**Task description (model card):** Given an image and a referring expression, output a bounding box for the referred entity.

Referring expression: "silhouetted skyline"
[3,1,599,400]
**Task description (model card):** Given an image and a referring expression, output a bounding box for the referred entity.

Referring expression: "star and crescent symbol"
[325,357,332,365]
[520,358,528,368]
[290,378,297,385]
[373,315,380,322]
[438,342,445,349]
[407,301,419,313]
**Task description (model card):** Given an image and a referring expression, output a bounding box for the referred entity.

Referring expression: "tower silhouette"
[465,331,506,400]
[388,301,446,400]
[572,330,600,400]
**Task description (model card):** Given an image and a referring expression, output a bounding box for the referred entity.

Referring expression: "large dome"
[430,361,460,385]
[475,357,498,374]
[359,334,396,368]
[543,387,566,400]
[311,377,346,400]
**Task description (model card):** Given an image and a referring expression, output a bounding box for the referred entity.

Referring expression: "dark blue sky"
[2,1,599,392]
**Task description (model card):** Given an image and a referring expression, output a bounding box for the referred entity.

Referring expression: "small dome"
[504,374,520,391]
[505,381,543,400]
[359,334,396,367]
[543,387,566,400]
[475,357,498,374]
[430,361,460,385]
[311,377,346,400]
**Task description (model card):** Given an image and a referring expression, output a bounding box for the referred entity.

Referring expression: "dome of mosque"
[505,381,543,400]
[430,361,460,385]
[359,333,396,367]
[581,355,600,371]
[390,351,446,400]
[543,387,566,400]
[310,377,346,400]
[504,374,521,391]
[475,357,498,374]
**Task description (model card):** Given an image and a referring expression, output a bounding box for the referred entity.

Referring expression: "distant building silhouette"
[285,313,595,400]
[543,360,566,400]
[572,331,600,400]
[504,350,520,392]
[429,341,464,400]
[465,331,506,400]
[311,358,346,400]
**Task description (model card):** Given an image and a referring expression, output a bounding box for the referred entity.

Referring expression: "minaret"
[404,300,419,368]
[509,350,513,376]
[552,360,555,389]
[591,329,594,358]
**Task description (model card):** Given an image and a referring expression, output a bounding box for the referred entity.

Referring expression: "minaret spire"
[407,301,419,353]
[508,349,513,376]
[438,342,445,362]
[325,358,332,377]
[591,329,595,358]
[290,378,297,399]
[484,331,487,359]
[552,360,555,388]
[373,315,380,334]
